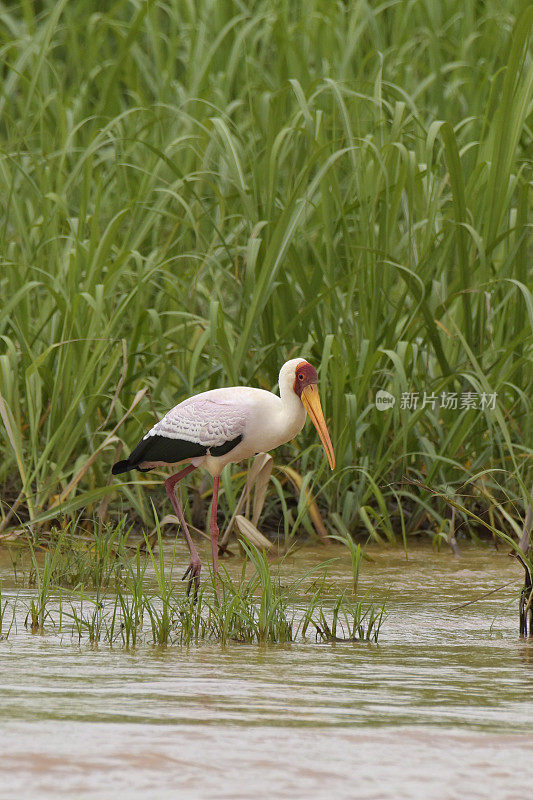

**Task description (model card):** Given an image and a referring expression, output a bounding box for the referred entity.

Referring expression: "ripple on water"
[0,543,532,798]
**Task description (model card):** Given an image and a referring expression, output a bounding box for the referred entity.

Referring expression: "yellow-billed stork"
[112,359,335,592]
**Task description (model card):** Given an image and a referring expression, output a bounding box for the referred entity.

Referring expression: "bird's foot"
[182,560,202,598]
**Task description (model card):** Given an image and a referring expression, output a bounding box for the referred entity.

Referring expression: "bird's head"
[280,359,335,470]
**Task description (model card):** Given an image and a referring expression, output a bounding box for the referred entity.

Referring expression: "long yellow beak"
[301,384,336,470]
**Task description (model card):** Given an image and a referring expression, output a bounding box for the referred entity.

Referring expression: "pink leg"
[164,464,200,595]
[210,476,220,577]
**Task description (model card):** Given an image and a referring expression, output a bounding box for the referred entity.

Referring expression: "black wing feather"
[112,433,243,475]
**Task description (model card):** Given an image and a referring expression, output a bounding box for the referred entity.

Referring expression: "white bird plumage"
[142,358,308,476]
[112,358,335,593]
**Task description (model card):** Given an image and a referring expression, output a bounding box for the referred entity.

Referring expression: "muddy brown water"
[0,542,532,799]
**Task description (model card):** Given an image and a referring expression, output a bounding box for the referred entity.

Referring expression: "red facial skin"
[293,361,319,397]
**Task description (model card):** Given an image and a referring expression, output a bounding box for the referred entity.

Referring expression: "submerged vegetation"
[0,525,384,646]
[0,0,531,546]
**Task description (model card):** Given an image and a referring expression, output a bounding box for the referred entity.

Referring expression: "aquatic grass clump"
[45,523,127,590]
[302,592,385,644]
[66,587,107,645]
[223,540,296,644]
[24,532,68,631]
[143,519,177,645]
[7,532,385,647]
[7,522,128,591]
[111,541,385,646]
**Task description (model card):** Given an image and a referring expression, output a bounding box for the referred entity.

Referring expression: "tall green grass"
[0,0,531,544]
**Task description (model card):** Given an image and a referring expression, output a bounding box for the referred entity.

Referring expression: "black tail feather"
[112,459,132,475]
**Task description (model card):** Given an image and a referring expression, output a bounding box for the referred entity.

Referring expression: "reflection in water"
[0,543,532,799]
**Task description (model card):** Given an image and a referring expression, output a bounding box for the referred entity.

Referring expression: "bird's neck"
[278,382,307,436]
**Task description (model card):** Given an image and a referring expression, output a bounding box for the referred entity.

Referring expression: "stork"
[112,359,335,593]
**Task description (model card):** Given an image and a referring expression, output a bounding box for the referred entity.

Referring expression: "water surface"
[1,542,532,799]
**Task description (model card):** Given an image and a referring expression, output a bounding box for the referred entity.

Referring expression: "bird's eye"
[298,373,304,381]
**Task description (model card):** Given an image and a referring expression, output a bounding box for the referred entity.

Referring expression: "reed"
[0,0,531,546]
